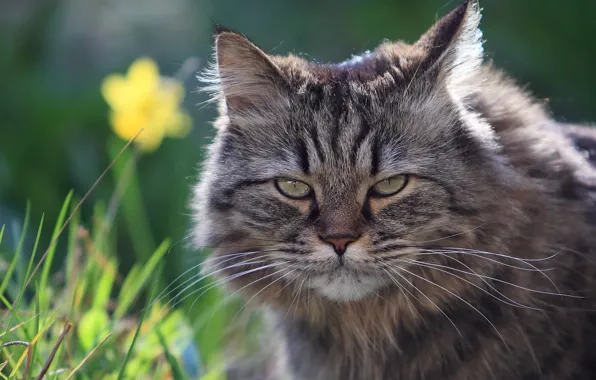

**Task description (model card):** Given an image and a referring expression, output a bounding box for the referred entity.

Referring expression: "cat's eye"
[275,178,313,199]
[370,175,409,197]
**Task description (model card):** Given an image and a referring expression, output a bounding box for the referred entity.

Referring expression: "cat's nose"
[319,234,360,256]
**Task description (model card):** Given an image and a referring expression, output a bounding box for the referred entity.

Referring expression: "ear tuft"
[212,24,235,35]
[416,0,484,96]
[199,28,289,118]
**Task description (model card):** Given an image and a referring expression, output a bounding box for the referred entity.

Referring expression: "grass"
[0,138,248,379]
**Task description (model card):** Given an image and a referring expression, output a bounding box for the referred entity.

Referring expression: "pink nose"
[320,234,360,256]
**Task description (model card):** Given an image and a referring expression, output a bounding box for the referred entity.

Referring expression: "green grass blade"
[0,213,48,371]
[0,203,30,302]
[116,262,163,380]
[8,314,55,377]
[12,213,45,315]
[0,203,30,348]
[32,282,41,371]
[90,200,107,259]
[21,213,45,299]
[118,265,140,302]
[13,201,31,287]
[15,215,47,369]
[0,294,11,309]
[155,327,189,380]
[115,239,171,318]
[92,258,116,310]
[29,214,44,270]
[40,190,73,309]
[65,196,81,289]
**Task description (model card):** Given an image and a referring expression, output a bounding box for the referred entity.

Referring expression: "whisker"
[372,221,458,244]
[179,262,289,311]
[191,291,239,330]
[229,266,292,306]
[425,246,563,263]
[186,236,302,253]
[517,324,542,375]
[185,262,289,322]
[415,249,553,272]
[167,260,279,309]
[410,253,579,299]
[183,247,262,265]
[307,275,312,313]
[205,266,295,326]
[191,268,296,331]
[395,265,510,350]
[382,265,464,340]
[381,268,422,320]
[409,222,489,245]
[293,273,309,319]
[184,242,293,258]
[273,269,301,297]
[374,221,490,247]
[416,248,564,295]
[152,262,203,306]
[199,248,281,267]
[284,275,308,324]
[370,272,389,302]
[156,255,272,308]
[154,250,272,306]
[546,244,596,265]
[403,258,542,312]
[235,267,299,321]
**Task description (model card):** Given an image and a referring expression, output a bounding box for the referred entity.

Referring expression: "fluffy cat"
[191,1,596,378]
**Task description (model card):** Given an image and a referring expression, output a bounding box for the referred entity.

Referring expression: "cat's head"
[191,0,522,304]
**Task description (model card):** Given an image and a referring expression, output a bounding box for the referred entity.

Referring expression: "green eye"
[275,178,312,199]
[370,175,409,197]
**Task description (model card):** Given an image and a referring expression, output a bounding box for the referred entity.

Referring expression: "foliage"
[0,174,234,379]
[0,56,239,378]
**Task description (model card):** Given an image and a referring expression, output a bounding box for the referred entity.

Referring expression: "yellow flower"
[101,57,192,152]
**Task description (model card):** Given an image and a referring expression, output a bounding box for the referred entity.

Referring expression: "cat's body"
[191,1,596,379]
[267,68,596,380]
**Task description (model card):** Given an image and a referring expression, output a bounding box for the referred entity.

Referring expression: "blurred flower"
[101,57,192,152]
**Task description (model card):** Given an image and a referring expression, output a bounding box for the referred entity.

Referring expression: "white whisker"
[382,265,463,339]
[154,249,278,307]
[160,255,270,308]
[416,248,564,295]
[411,254,582,299]
[396,265,510,350]
[381,268,422,320]
[410,222,489,245]
[284,275,308,324]
[170,261,285,309]
[404,258,541,312]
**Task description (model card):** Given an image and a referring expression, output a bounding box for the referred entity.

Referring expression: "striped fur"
[191,1,596,379]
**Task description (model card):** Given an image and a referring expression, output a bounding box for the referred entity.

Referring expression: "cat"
[191,0,596,379]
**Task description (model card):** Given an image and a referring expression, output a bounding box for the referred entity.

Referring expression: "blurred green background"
[0,0,594,371]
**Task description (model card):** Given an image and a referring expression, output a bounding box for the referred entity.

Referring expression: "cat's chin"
[307,270,387,302]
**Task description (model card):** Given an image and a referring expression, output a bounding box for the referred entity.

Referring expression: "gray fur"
[191,1,596,379]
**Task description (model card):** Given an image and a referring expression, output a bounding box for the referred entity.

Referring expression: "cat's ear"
[207,27,289,117]
[414,0,483,95]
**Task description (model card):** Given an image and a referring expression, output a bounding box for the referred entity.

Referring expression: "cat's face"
[192,1,513,303]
